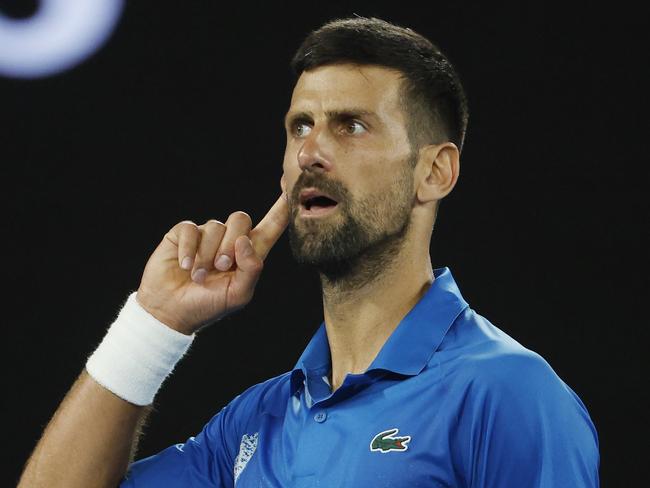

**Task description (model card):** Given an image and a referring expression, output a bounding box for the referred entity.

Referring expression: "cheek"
[281,159,300,196]
[282,140,300,171]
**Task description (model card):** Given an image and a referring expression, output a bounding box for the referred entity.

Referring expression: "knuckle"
[166,220,197,242]
[228,211,252,227]
[206,218,225,227]
[201,219,225,230]
[178,221,199,239]
[177,220,197,229]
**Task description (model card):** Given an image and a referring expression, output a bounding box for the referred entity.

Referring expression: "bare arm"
[18,371,151,488]
[18,194,289,488]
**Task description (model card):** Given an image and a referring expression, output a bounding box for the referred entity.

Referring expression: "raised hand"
[135,193,289,335]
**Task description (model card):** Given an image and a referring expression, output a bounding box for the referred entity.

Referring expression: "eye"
[293,122,312,138]
[342,120,367,135]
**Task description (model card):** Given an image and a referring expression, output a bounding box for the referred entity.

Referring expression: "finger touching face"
[250,193,290,260]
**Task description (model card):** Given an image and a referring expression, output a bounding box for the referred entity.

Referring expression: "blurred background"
[2,1,647,485]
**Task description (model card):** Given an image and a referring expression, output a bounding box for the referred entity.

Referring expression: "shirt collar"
[290,266,469,395]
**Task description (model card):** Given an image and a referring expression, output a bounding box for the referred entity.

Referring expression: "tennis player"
[19,17,599,487]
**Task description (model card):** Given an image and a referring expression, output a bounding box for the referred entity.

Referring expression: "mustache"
[291,173,348,204]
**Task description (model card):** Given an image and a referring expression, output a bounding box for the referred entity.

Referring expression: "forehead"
[289,64,405,117]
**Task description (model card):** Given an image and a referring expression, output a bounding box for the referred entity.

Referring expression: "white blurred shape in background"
[0,0,124,78]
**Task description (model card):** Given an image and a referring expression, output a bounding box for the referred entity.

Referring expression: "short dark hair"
[291,16,469,154]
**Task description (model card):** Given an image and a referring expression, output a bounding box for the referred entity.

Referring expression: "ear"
[415,142,460,204]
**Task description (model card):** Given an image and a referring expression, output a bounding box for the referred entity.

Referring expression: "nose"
[297,129,333,173]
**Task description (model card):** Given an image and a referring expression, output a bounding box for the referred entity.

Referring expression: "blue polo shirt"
[121,267,599,487]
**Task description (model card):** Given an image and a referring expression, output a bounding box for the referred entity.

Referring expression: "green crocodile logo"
[370,428,411,453]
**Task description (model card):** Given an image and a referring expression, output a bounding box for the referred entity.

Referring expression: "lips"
[298,188,339,217]
[299,188,339,210]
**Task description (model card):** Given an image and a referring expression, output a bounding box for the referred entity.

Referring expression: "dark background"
[2,1,647,485]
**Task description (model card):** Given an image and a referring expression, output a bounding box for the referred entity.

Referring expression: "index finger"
[250,192,290,260]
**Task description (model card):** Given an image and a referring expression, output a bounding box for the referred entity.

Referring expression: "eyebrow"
[284,108,379,128]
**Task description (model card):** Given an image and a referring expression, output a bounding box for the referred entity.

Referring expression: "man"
[19,16,599,487]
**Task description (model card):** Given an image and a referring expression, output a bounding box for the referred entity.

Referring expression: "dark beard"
[319,215,411,289]
[287,166,414,290]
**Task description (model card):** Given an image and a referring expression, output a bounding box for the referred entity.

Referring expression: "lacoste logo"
[370,428,411,453]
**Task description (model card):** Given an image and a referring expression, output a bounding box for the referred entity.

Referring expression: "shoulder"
[205,370,293,434]
[229,370,293,413]
[446,312,600,484]
[448,309,573,402]
[450,310,598,447]
[468,340,563,399]
[443,308,598,440]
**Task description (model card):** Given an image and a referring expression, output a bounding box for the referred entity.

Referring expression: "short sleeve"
[119,400,240,487]
[460,350,600,488]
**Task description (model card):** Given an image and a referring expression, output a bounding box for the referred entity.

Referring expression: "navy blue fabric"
[120,267,599,487]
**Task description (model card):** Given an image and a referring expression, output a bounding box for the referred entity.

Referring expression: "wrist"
[85,292,195,406]
[134,289,193,335]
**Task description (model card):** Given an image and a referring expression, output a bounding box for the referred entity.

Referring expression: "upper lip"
[298,188,339,206]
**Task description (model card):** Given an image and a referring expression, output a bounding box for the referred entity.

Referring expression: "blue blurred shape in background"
[0,0,124,78]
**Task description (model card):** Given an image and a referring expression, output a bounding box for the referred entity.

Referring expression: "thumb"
[231,235,264,298]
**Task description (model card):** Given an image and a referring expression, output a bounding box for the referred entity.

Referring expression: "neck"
[320,237,434,392]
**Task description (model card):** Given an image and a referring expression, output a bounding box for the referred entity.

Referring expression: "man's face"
[282,64,416,280]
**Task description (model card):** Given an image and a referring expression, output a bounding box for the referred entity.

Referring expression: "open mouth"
[299,190,339,217]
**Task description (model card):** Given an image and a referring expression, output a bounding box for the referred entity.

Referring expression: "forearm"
[18,370,151,488]
[17,197,285,486]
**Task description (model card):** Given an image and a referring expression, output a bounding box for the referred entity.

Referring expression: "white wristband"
[86,292,195,406]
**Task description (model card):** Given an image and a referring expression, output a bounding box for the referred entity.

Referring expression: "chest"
[233,379,465,487]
